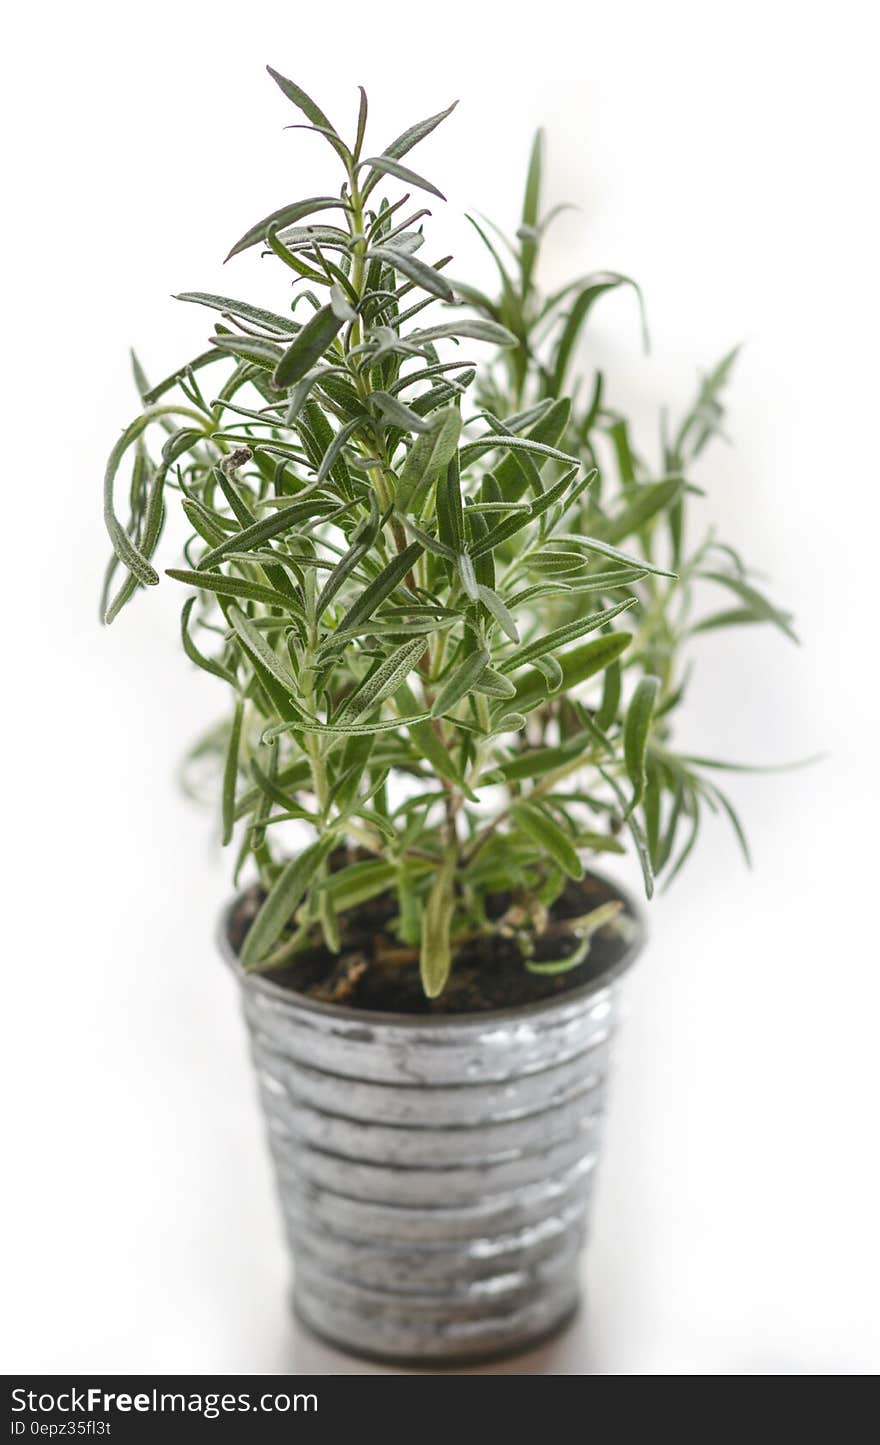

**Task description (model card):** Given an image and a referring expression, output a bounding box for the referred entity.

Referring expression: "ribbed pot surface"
[221,890,642,1364]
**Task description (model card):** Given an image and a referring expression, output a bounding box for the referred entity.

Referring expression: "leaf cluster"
[101,70,795,997]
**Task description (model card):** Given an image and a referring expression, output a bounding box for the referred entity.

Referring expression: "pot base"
[292,1290,581,1370]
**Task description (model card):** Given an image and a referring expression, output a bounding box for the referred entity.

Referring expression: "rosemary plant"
[101,67,795,999]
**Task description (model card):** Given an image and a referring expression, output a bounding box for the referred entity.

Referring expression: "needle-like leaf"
[225,197,348,262]
[240,836,337,969]
[623,675,661,815]
[511,801,583,879]
[273,306,345,389]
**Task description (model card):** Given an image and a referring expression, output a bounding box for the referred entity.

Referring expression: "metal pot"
[220,880,643,1365]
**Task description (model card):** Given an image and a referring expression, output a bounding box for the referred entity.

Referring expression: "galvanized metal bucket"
[220,886,643,1365]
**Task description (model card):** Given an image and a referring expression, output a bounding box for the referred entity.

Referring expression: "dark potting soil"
[227,858,636,1015]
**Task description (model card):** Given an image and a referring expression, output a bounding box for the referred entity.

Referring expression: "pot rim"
[218,867,645,1029]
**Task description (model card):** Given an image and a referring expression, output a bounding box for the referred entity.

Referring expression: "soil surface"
[227,859,637,1015]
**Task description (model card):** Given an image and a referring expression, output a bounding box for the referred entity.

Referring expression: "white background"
[2,0,878,1375]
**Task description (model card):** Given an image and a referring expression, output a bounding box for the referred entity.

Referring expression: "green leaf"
[465,212,521,321]
[533,654,563,693]
[315,537,371,618]
[489,711,527,736]
[104,409,187,592]
[689,607,764,635]
[371,390,430,434]
[163,427,206,464]
[437,454,465,553]
[331,729,376,812]
[600,766,654,898]
[265,66,351,163]
[270,711,433,738]
[679,752,824,775]
[174,292,298,335]
[395,407,461,512]
[520,129,542,296]
[397,682,478,800]
[477,585,519,643]
[340,637,429,723]
[245,743,279,855]
[240,835,336,969]
[473,666,517,700]
[467,466,582,558]
[315,415,362,484]
[365,100,458,195]
[180,598,236,685]
[210,335,284,370]
[362,154,446,200]
[512,630,633,715]
[420,857,455,998]
[318,886,340,954]
[353,85,369,161]
[284,372,322,424]
[490,398,571,501]
[490,728,594,783]
[511,801,583,879]
[525,937,591,976]
[264,223,329,283]
[103,456,168,624]
[670,346,740,466]
[329,282,357,322]
[468,507,495,589]
[319,860,399,912]
[197,495,339,570]
[246,750,304,818]
[697,572,799,642]
[663,807,701,889]
[456,552,478,601]
[130,349,151,403]
[643,756,662,866]
[400,516,459,563]
[459,433,580,468]
[141,350,228,405]
[623,674,661,815]
[318,615,454,655]
[467,501,532,514]
[600,478,684,547]
[222,701,244,846]
[596,659,621,731]
[336,542,423,633]
[227,604,301,700]
[606,417,637,486]
[235,758,311,820]
[552,273,646,393]
[525,902,623,975]
[570,534,676,579]
[410,319,518,347]
[431,651,489,717]
[500,597,637,673]
[576,832,626,855]
[477,411,545,497]
[166,568,302,615]
[273,306,344,389]
[507,570,645,609]
[225,196,347,262]
[705,782,752,868]
[265,66,338,130]
[369,244,455,301]
[396,868,423,946]
[524,549,588,576]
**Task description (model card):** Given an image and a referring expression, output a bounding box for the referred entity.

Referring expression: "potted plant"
[100,66,795,1365]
